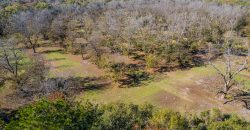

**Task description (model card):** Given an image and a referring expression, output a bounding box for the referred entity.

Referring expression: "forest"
[0,0,250,129]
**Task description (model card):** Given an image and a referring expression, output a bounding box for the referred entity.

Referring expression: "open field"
[80,65,250,118]
[23,47,250,119]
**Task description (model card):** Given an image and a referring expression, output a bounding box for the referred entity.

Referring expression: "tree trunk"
[80,44,84,60]
[28,37,37,53]
[32,45,37,53]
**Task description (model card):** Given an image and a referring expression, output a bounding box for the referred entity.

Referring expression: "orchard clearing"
[20,47,250,120]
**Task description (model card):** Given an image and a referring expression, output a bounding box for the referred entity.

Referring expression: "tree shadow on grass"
[118,72,150,88]
[54,65,72,69]
[3,76,111,109]
[66,76,111,90]
[47,58,66,62]
[41,49,64,54]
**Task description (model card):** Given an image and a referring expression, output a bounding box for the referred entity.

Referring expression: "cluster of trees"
[1,0,248,68]
[0,99,249,130]
[1,0,248,86]
[0,38,94,101]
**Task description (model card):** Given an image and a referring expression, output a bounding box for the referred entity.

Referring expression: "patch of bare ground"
[0,86,33,110]
[196,76,250,120]
[153,80,250,120]
[150,69,250,120]
[109,53,139,64]
[152,91,192,110]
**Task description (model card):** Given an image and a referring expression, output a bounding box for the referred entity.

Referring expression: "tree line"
[1,0,248,67]
[1,0,249,86]
[1,99,250,130]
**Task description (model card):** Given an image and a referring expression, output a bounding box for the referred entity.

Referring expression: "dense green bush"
[0,119,5,129]
[150,110,189,129]
[97,103,154,130]
[34,1,50,10]
[5,100,102,130]
[1,100,250,130]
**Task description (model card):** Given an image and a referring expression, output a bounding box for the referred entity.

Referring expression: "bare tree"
[0,38,49,96]
[10,10,52,53]
[209,34,250,108]
[0,38,23,86]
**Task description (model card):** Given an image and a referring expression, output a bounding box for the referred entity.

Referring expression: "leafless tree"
[0,38,49,96]
[10,10,52,53]
[209,33,250,108]
[0,38,23,86]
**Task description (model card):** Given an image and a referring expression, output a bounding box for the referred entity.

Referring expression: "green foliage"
[64,0,91,6]
[34,2,50,10]
[5,100,101,130]
[145,54,158,68]
[97,103,154,130]
[208,114,250,130]
[91,55,111,69]
[162,42,193,68]
[0,118,5,129]
[150,110,189,130]
[0,3,21,18]
[2,100,250,130]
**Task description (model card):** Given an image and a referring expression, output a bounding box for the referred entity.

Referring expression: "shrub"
[145,54,158,68]
[2,100,250,130]
[5,100,102,130]
[208,114,250,130]
[150,110,189,130]
[0,119,5,129]
[34,2,49,10]
[0,3,21,18]
[96,103,154,130]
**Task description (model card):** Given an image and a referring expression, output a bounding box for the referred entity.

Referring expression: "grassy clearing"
[46,52,80,68]
[80,65,216,105]
[79,63,250,116]
[25,47,250,116]
[37,47,104,78]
